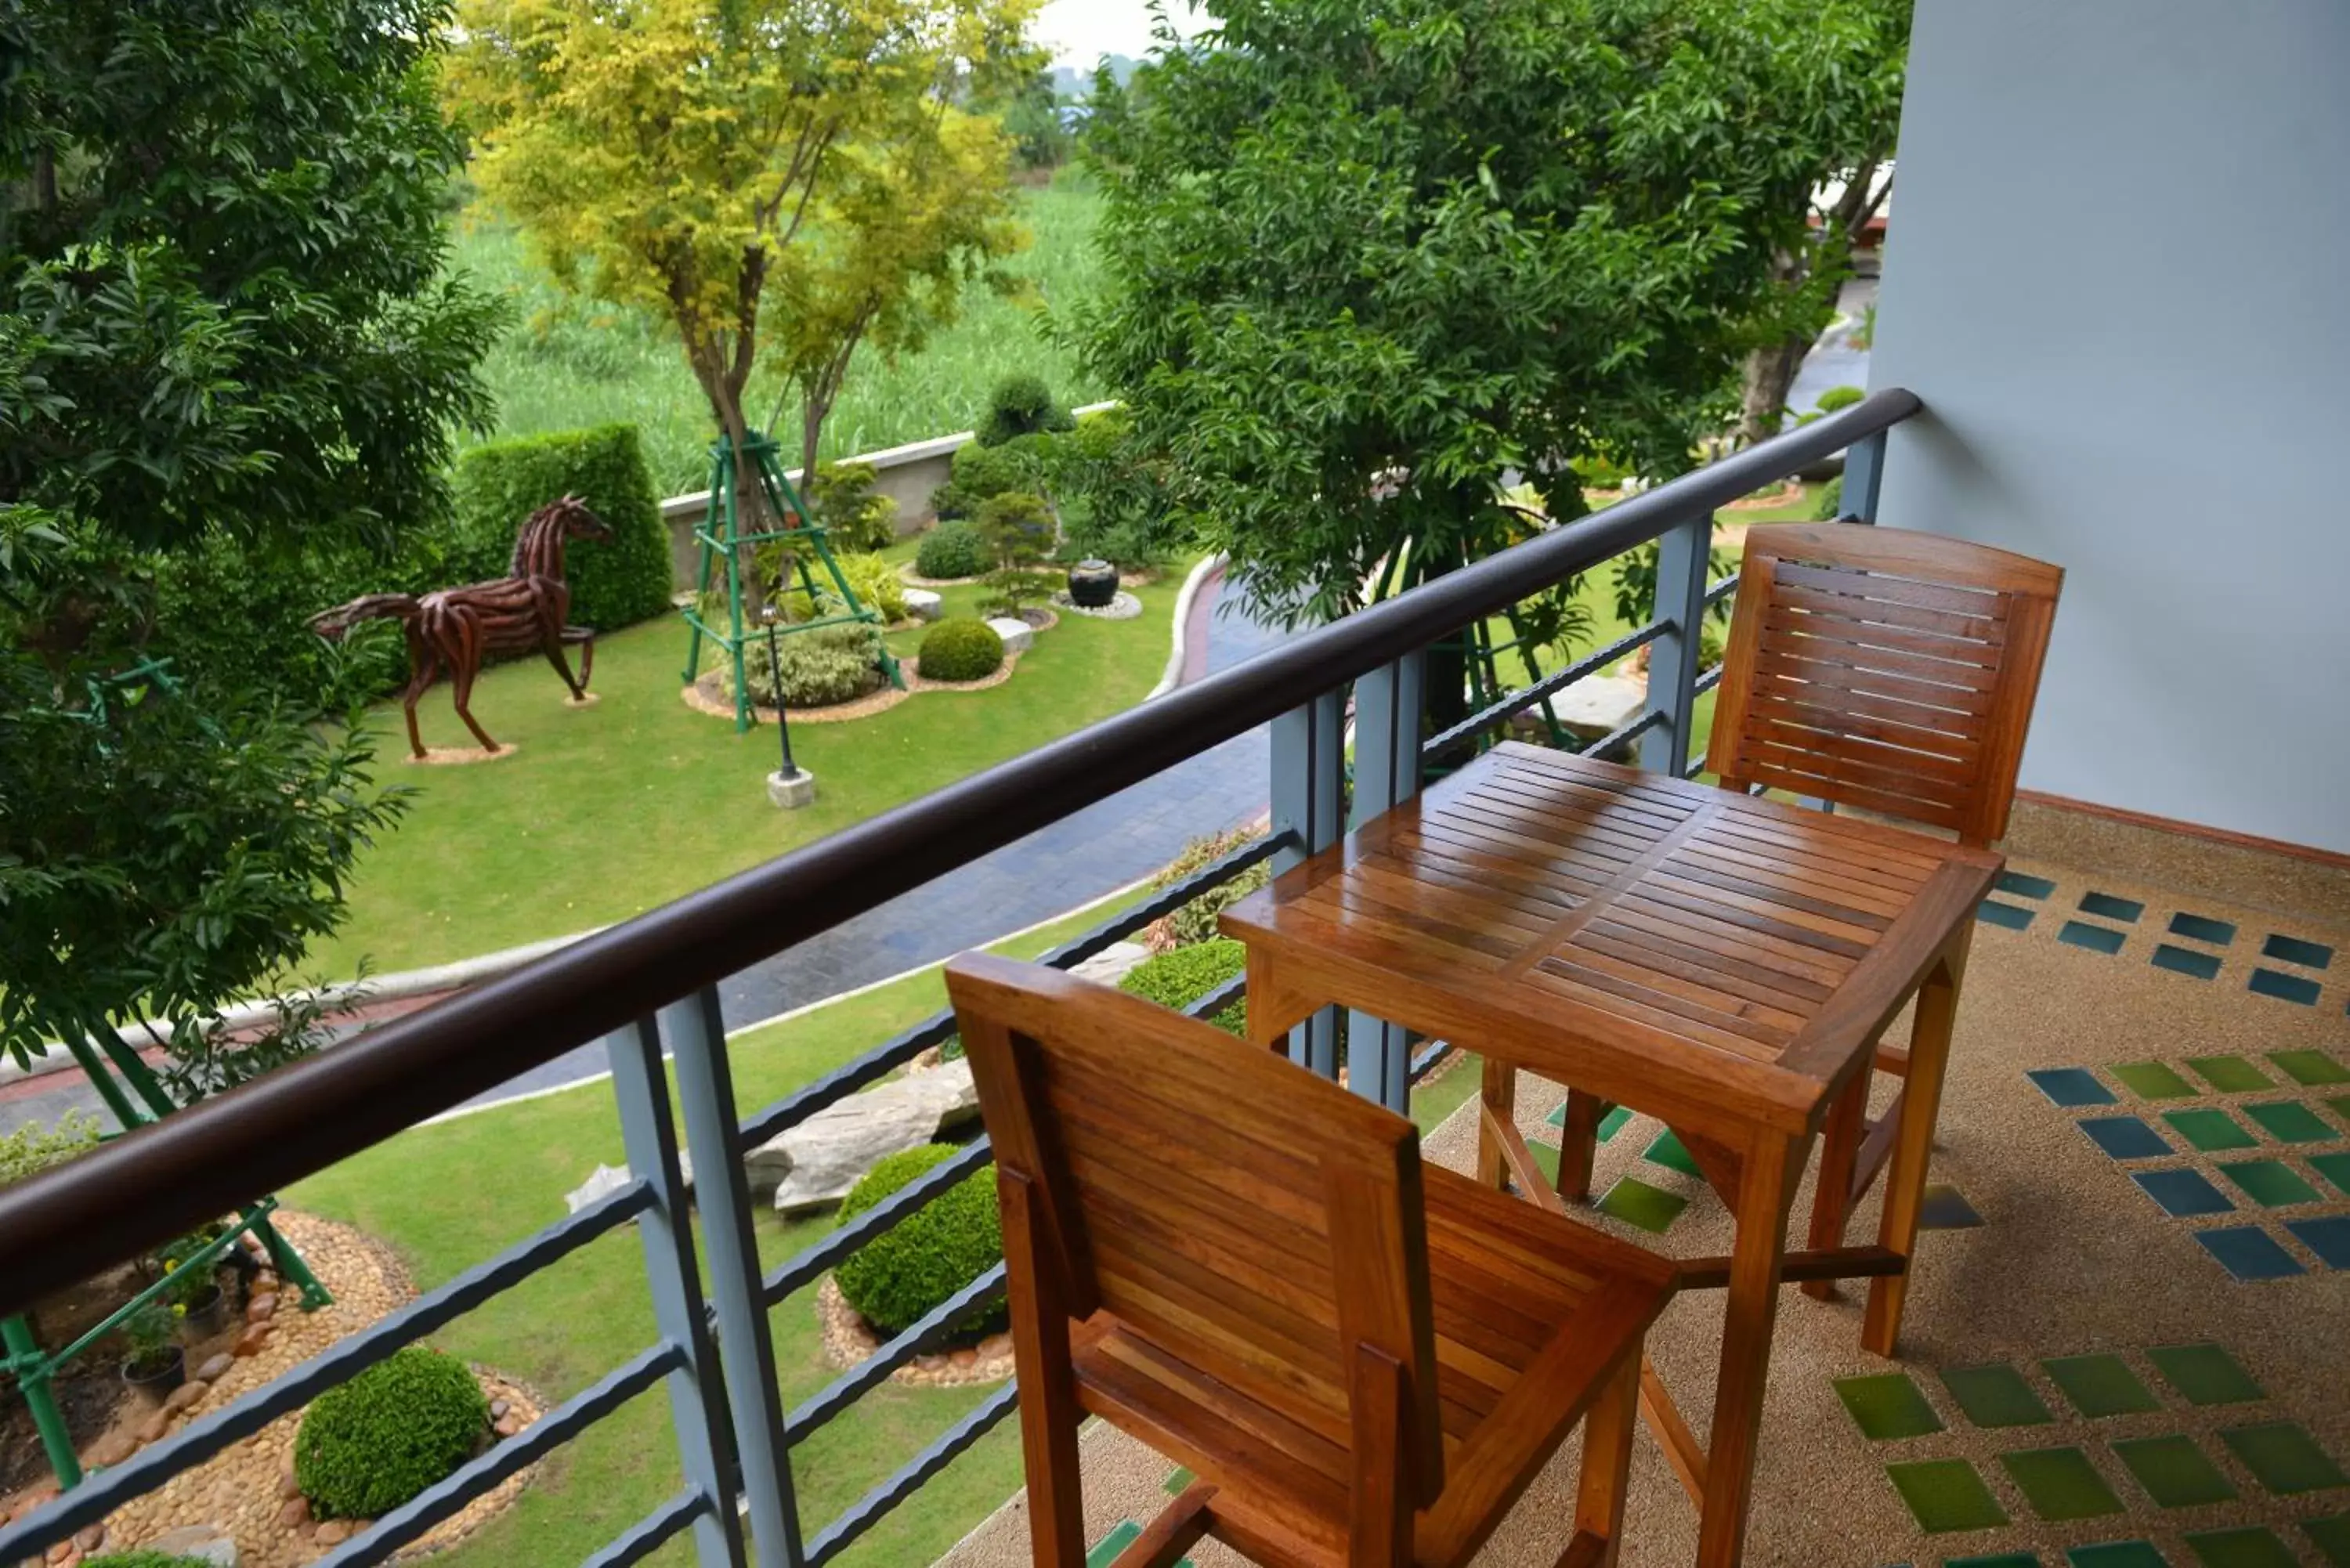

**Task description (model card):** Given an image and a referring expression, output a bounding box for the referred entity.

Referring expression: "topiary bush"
[1813,384,1866,414]
[1813,474,1845,521]
[295,1346,488,1520]
[974,374,1075,448]
[450,423,673,634]
[916,618,1004,682]
[806,461,900,551]
[915,521,991,579]
[1119,939,1248,1035]
[833,1144,1003,1337]
[732,623,884,708]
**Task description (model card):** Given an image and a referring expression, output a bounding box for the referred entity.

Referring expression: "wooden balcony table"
[1220,741,2003,1567]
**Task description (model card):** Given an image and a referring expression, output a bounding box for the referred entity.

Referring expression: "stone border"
[682,670,913,725]
[1050,590,1143,621]
[401,743,520,768]
[1149,554,1223,701]
[814,1277,1012,1388]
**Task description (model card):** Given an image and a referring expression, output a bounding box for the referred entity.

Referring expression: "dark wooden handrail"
[0,389,1921,1312]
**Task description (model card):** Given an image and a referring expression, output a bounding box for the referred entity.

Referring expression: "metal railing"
[0,389,1917,1568]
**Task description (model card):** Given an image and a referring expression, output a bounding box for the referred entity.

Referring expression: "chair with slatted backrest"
[947,953,1675,1568]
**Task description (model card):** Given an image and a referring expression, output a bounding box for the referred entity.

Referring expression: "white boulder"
[746,1060,981,1214]
[985,616,1035,655]
[902,587,943,622]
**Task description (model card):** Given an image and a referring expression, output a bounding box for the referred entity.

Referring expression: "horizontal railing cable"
[1422,616,1666,758]
[801,1381,1021,1568]
[579,1487,714,1568]
[762,1137,995,1305]
[786,1263,1009,1440]
[0,387,1918,1313]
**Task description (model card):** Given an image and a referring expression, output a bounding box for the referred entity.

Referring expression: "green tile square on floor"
[2331,1096,2350,1128]
[2182,1526,2298,1568]
[1999,870,2058,899]
[2170,912,2239,945]
[2249,968,2323,1005]
[2263,932,2334,969]
[2220,1421,2350,1495]
[2113,1434,2238,1508]
[1520,1140,1562,1190]
[2001,1446,2125,1521]
[2270,1050,2350,1086]
[2067,1545,2171,1568]
[2304,1512,2350,1566]
[1835,1372,1944,1440]
[2164,1108,2258,1152]
[2060,919,2128,955]
[1920,1183,1987,1230]
[1086,1523,1141,1568]
[1979,898,2038,930]
[2186,1055,2272,1092]
[1595,1176,1687,1234]
[2153,945,2225,981]
[2112,1060,2199,1099]
[2081,891,2146,922]
[1940,1364,2055,1428]
[2243,1100,2334,1143]
[1546,1100,1632,1141]
[2145,1343,2264,1406]
[2042,1354,2159,1418]
[2312,1151,2350,1197]
[1163,1466,1194,1494]
[2216,1158,2321,1207]
[1644,1128,1705,1177]
[1885,1458,2008,1533]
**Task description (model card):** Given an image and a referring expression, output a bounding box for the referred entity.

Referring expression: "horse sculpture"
[311,495,613,760]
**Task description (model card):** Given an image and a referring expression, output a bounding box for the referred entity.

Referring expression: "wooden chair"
[1555,522,2062,1301]
[947,954,1677,1568]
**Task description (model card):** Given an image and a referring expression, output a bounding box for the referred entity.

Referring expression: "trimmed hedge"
[1813,475,1845,521]
[916,618,1004,682]
[733,623,884,708]
[295,1346,488,1519]
[1119,939,1248,1035]
[974,374,1075,448]
[450,423,672,634]
[833,1144,1004,1337]
[916,521,991,579]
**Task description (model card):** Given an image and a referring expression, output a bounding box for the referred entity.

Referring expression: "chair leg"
[1864,938,1969,1357]
[1570,1351,1641,1568]
[1802,1073,1869,1302]
[1556,1089,1607,1202]
[1002,1172,1086,1566]
[1477,1057,1517,1190]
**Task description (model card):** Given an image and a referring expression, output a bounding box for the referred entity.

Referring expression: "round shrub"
[833,1144,1003,1337]
[733,623,884,708]
[295,1346,488,1520]
[916,521,991,579]
[917,618,1004,682]
[1119,939,1248,1035]
[974,374,1075,447]
[1813,384,1866,414]
[1813,474,1845,521]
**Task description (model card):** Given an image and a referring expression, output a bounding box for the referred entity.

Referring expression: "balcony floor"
[941,829,2350,1566]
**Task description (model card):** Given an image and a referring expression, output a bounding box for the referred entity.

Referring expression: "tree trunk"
[1737,334,1813,448]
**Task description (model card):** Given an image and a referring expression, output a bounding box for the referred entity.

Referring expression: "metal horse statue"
[311,495,612,759]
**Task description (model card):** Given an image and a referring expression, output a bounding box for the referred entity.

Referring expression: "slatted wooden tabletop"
[1223,741,2000,1142]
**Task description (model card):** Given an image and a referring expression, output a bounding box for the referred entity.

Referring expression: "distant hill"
[1050,53,1141,99]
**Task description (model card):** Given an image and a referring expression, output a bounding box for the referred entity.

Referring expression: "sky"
[1033,0,1217,67]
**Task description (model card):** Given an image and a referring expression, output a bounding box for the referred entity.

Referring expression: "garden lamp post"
[759,605,815,810]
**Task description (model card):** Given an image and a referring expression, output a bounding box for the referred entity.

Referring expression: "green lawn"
[290,890,1484,1568]
[309,544,1187,979]
[454,175,1107,496]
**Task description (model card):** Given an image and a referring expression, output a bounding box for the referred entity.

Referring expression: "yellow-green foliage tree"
[447,0,1037,501]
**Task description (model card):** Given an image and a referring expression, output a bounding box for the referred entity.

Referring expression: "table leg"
[1801,1073,1869,1302]
[1557,1089,1608,1202]
[1863,930,1971,1356]
[1477,1056,1517,1190]
[1242,947,1319,1053]
[1695,1130,1807,1568]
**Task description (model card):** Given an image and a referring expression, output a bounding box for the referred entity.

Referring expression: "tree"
[1077,0,1877,652]
[449,0,1037,514]
[1732,0,1909,447]
[768,105,1029,475]
[0,0,479,1091]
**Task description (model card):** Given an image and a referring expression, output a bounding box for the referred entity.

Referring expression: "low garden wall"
[656,402,1118,592]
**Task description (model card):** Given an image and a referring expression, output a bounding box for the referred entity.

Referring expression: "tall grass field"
[450,175,1107,495]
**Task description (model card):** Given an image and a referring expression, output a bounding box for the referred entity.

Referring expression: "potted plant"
[1065,558,1118,609]
[121,1299,186,1403]
[161,1231,228,1337]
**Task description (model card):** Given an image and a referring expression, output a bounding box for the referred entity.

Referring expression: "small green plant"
[1813,385,1865,414]
[916,618,1005,682]
[978,491,1059,618]
[1150,829,1273,949]
[1850,302,1876,350]
[1813,474,1846,521]
[833,1144,1004,1337]
[121,1300,176,1369]
[915,521,991,579]
[833,551,909,623]
[295,1346,489,1519]
[1119,939,1249,1035]
[0,1110,103,1190]
[732,623,884,708]
[158,1226,228,1310]
[806,461,899,551]
[974,374,1074,447]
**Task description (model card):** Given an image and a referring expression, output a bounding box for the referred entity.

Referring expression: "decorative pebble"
[494,1415,521,1440]
[84,1431,137,1468]
[136,1411,170,1445]
[244,1294,278,1323]
[194,1353,235,1383]
[311,1520,351,1547]
[489,1399,509,1420]
[161,1378,209,1415]
[231,1324,271,1357]
[73,1526,103,1552]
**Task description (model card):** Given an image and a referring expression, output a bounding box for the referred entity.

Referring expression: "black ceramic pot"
[1066,558,1118,609]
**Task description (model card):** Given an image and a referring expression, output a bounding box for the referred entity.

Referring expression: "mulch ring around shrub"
[2,1211,546,1568]
[681,669,913,725]
[815,1277,1014,1388]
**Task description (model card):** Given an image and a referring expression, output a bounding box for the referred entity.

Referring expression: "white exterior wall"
[1871,0,2350,855]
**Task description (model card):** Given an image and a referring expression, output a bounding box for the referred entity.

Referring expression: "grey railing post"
[662,986,804,1566]
[606,1018,750,1568]
[1345,653,1422,1113]
[1842,428,1887,522]
[1638,515,1714,778]
[1269,688,1344,1078]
